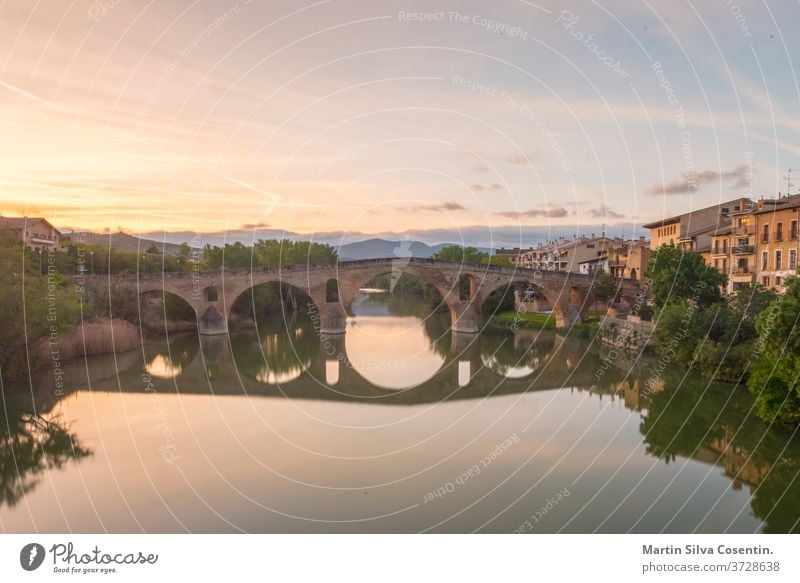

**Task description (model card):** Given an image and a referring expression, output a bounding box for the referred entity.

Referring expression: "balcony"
[734,225,754,235]
[29,237,58,245]
[774,232,784,242]
[732,244,754,255]
[731,266,750,275]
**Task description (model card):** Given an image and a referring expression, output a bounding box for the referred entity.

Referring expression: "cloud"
[403,201,467,212]
[469,183,502,192]
[504,151,540,166]
[495,206,569,219]
[648,164,751,195]
[587,204,625,219]
[240,222,270,229]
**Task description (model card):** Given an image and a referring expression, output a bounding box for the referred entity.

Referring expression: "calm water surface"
[2,291,799,533]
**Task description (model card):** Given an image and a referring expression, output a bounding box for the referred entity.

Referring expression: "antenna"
[784,168,795,196]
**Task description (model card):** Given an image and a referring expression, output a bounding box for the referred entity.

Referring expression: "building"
[643,198,752,253]
[494,246,534,268]
[528,235,623,273]
[644,194,800,293]
[751,194,800,292]
[615,238,651,281]
[708,225,734,291]
[0,216,62,252]
[578,255,608,274]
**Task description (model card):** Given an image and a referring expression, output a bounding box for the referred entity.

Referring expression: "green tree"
[654,283,777,384]
[484,255,512,266]
[646,244,727,309]
[748,277,800,423]
[432,245,488,264]
[0,233,80,378]
[590,271,618,305]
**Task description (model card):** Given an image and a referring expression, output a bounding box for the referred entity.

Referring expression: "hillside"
[67,232,186,256]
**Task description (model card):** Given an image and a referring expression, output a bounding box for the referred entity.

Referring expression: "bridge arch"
[336,264,463,333]
[228,280,319,330]
[138,289,197,333]
[476,275,588,329]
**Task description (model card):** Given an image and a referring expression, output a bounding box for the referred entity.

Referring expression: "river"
[1,291,798,533]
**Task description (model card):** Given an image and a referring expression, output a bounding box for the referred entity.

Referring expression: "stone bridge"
[89,258,641,335]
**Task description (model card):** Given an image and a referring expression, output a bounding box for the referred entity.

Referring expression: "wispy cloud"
[241,222,271,229]
[648,164,751,195]
[495,206,569,219]
[504,151,540,166]
[587,204,625,219]
[469,183,502,192]
[401,201,467,212]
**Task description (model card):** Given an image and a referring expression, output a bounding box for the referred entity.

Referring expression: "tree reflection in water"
[479,329,558,378]
[230,313,320,385]
[641,377,800,533]
[0,396,92,507]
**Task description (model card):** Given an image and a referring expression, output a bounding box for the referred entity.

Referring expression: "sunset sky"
[1,0,798,245]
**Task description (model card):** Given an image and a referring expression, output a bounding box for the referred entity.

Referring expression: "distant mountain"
[68,232,186,256]
[336,238,492,260]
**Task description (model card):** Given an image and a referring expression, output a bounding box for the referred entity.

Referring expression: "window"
[714,240,719,254]
[792,220,798,240]
[763,224,770,243]
[723,239,728,253]
[723,259,728,273]
[790,249,797,270]
[776,276,783,286]
[714,259,719,270]
[776,223,784,242]
[762,251,768,271]
[762,276,770,287]
[776,250,782,271]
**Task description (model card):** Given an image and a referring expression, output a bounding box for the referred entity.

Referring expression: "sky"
[1,0,798,247]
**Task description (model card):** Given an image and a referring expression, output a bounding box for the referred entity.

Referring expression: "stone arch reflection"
[143,335,199,379]
[479,328,557,379]
[229,314,320,386]
[345,274,451,390]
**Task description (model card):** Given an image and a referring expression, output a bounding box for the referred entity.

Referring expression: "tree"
[483,255,512,266]
[0,233,80,379]
[653,283,777,384]
[645,244,727,309]
[748,277,800,423]
[431,245,488,264]
[589,271,618,305]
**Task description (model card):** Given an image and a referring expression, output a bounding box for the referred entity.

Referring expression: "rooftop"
[0,216,61,235]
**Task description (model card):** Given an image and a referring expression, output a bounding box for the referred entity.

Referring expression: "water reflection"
[1,304,799,533]
[345,292,449,389]
[143,335,199,379]
[640,378,800,533]
[0,395,92,507]
[231,314,319,385]
[479,329,558,378]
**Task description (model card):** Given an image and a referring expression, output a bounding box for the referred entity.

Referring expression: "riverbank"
[486,310,603,336]
[4,318,141,382]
